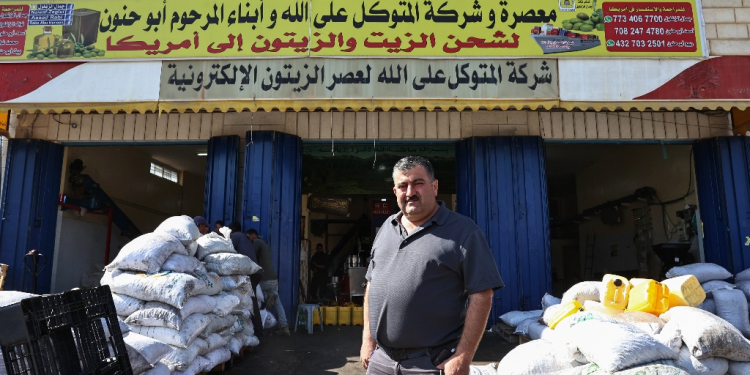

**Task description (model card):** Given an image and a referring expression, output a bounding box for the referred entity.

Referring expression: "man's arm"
[436,288,493,375]
[360,282,377,369]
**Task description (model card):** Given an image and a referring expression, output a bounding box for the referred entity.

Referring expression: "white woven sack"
[496,339,581,375]
[562,281,602,305]
[123,332,173,365]
[126,344,152,375]
[540,304,563,326]
[0,291,37,307]
[701,280,735,297]
[220,275,250,291]
[243,334,260,347]
[736,268,750,282]
[612,311,666,335]
[203,348,231,372]
[196,232,236,260]
[200,314,236,338]
[228,316,251,335]
[113,293,144,317]
[735,280,750,299]
[261,309,278,329]
[125,302,182,330]
[160,338,208,372]
[712,288,750,337]
[569,320,678,372]
[102,270,203,309]
[143,362,170,375]
[697,298,716,314]
[106,233,187,274]
[528,321,558,341]
[130,314,211,349]
[160,254,205,273]
[180,295,217,320]
[226,337,243,356]
[154,216,201,245]
[677,346,729,375]
[212,292,240,317]
[185,241,199,257]
[728,361,750,375]
[202,333,230,354]
[542,293,562,310]
[230,287,253,311]
[204,253,262,276]
[655,321,683,355]
[666,263,732,283]
[499,310,543,328]
[190,270,223,296]
[661,306,750,361]
[173,356,208,375]
[469,364,497,375]
[557,360,688,375]
[513,318,537,337]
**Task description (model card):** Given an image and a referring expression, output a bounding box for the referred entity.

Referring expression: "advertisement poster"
[0,0,703,61]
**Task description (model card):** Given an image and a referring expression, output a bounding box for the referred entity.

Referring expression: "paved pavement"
[227,326,515,375]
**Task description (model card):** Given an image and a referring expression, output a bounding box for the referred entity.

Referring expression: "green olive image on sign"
[530,8,604,54]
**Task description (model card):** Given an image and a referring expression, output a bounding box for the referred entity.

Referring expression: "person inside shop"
[246,229,289,336]
[193,216,210,235]
[214,220,225,235]
[360,156,504,375]
[227,221,264,339]
[310,243,329,300]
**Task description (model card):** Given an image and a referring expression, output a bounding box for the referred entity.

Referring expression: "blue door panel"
[204,136,240,225]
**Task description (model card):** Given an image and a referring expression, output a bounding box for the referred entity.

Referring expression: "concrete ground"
[228,326,515,375]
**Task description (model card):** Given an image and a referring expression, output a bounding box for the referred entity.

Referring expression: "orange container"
[626,279,670,315]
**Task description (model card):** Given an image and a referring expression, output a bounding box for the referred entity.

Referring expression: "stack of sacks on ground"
[499,262,750,375]
[101,216,260,375]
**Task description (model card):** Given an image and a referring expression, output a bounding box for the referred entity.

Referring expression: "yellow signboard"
[0,0,703,61]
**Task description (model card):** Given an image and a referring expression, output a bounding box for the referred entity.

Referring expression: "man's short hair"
[316,243,323,248]
[246,229,259,236]
[228,221,242,233]
[393,156,436,182]
[215,220,225,226]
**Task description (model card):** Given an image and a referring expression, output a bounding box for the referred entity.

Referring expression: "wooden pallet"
[209,357,234,373]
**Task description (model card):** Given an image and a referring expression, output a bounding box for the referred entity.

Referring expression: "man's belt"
[378,346,430,361]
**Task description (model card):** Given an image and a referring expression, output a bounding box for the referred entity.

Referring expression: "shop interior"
[545,143,701,297]
[300,142,457,304]
[51,144,207,292]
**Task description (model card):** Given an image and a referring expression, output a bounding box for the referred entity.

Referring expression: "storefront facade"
[0,0,749,323]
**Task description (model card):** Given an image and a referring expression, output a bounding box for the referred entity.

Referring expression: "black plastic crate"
[0,286,132,375]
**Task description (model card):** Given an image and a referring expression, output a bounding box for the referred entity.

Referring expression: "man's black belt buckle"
[380,346,429,361]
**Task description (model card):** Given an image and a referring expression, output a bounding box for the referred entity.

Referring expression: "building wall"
[14,110,734,142]
[703,0,750,55]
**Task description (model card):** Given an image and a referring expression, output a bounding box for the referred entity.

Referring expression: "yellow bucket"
[352,307,364,326]
[323,306,338,325]
[338,306,352,325]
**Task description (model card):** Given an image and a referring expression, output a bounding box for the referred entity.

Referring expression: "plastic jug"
[338,306,352,325]
[662,275,706,307]
[322,306,338,325]
[352,307,364,326]
[549,301,584,329]
[601,274,630,310]
[626,279,670,315]
[630,278,649,288]
[584,300,623,317]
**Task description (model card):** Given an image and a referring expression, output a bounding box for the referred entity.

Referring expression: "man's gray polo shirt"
[365,201,504,349]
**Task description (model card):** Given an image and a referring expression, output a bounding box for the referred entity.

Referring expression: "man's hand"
[360,338,376,369]
[436,352,470,375]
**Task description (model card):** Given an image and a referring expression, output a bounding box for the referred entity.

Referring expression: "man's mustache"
[406,195,420,201]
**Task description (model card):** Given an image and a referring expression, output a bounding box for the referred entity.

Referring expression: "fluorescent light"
[197,153,208,156]
[381,199,387,202]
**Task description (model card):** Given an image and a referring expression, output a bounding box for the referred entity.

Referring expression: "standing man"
[246,229,289,336]
[360,156,504,375]
[193,216,210,235]
[227,222,264,339]
[310,244,329,300]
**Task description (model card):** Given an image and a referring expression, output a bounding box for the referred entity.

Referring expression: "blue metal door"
[456,137,551,322]
[694,137,750,274]
[242,131,302,322]
[0,139,64,293]
[204,136,240,225]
